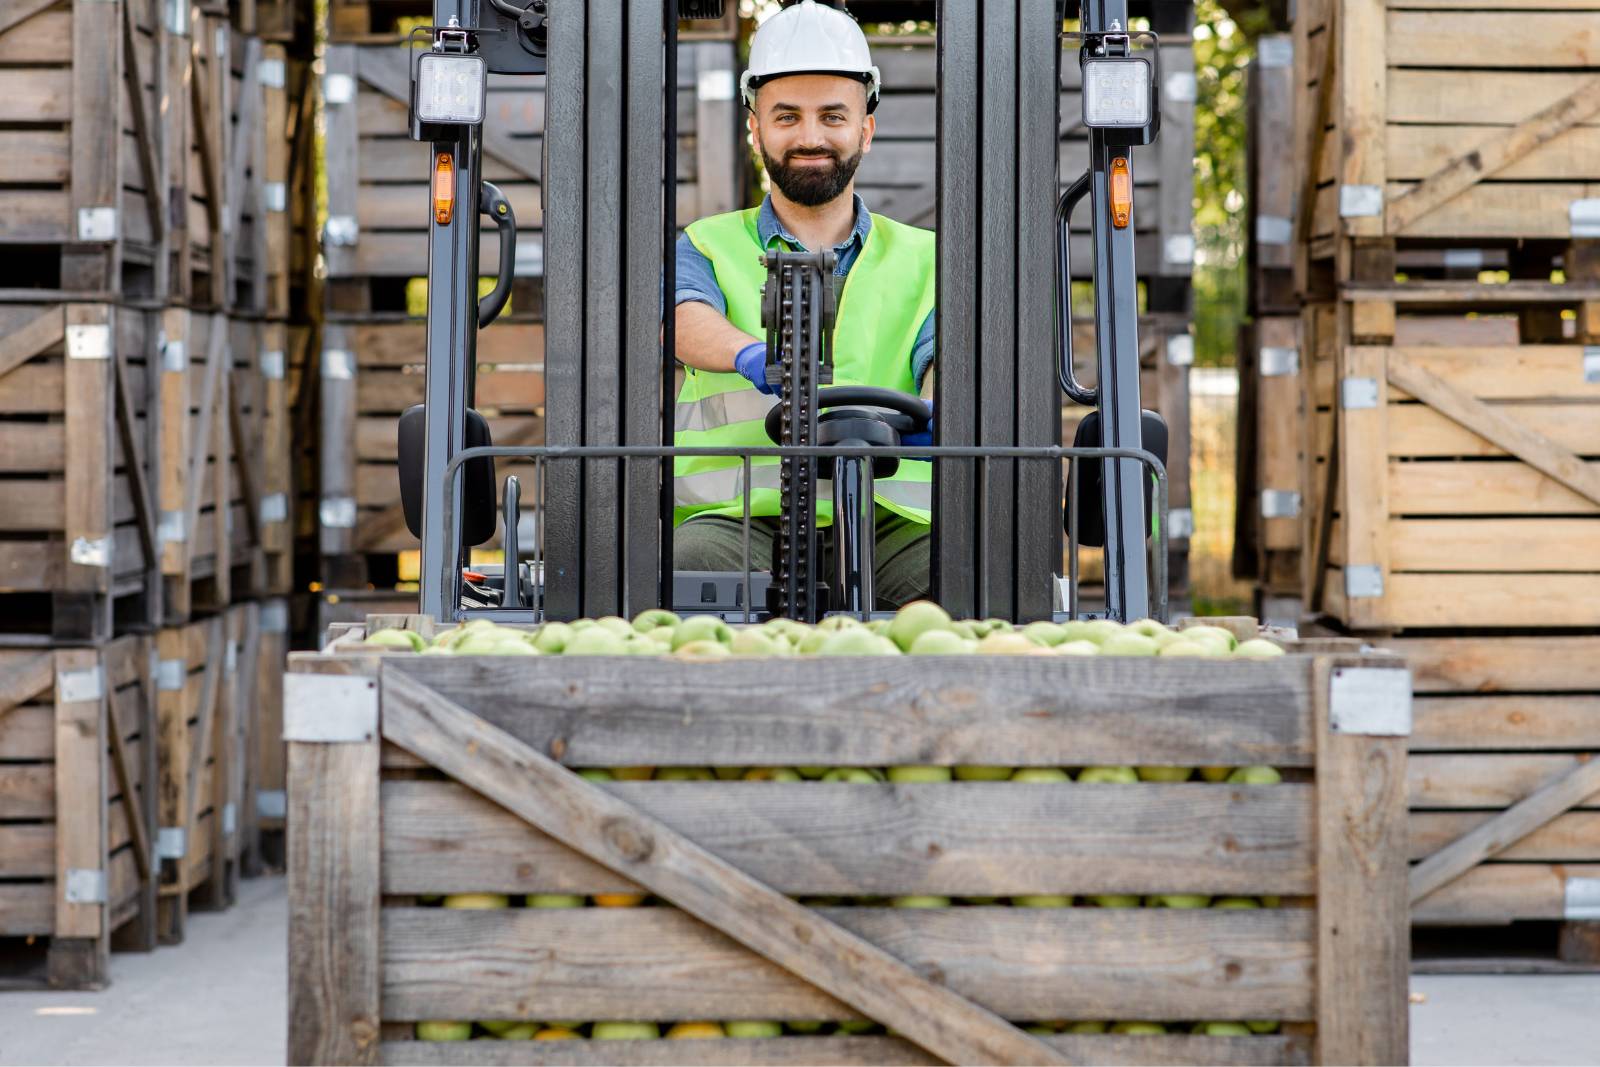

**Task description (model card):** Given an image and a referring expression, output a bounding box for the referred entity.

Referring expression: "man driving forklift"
[670,0,936,607]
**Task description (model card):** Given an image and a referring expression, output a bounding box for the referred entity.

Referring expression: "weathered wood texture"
[0,637,158,987]
[285,644,1410,1065]
[153,604,261,943]
[1246,34,1297,316]
[1233,315,1303,600]
[0,304,161,643]
[247,598,289,865]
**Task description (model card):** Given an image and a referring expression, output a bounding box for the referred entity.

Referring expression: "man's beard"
[763,142,864,208]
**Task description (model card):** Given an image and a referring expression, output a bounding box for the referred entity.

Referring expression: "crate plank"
[1413,695,1600,750]
[1412,863,1600,924]
[1411,753,1600,810]
[1389,636,1600,693]
[1410,811,1600,862]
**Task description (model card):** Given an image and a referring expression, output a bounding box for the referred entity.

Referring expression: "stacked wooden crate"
[1287,0,1600,961]
[1233,33,1303,627]
[315,23,743,609]
[0,0,300,977]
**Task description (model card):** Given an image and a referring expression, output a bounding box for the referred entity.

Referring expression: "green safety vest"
[675,207,936,526]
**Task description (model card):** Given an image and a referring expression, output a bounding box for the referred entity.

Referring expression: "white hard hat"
[740,1,881,113]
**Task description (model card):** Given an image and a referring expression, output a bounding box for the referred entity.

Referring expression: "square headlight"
[416,52,487,126]
[1082,57,1153,129]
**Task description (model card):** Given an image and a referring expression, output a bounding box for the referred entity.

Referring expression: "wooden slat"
[1389,124,1600,182]
[0,821,53,878]
[0,883,53,936]
[1410,811,1600,861]
[381,655,1320,768]
[1411,753,1600,810]
[380,778,1316,896]
[1387,461,1600,517]
[0,305,65,382]
[1412,863,1600,924]
[54,647,105,939]
[1370,347,1600,404]
[380,670,1065,1067]
[0,764,55,819]
[1389,11,1600,67]
[1387,519,1600,572]
[0,651,55,713]
[0,705,53,759]
[380,906,1316,1023]
[379,1033,1312,1067]
[1388,636,1600,693]
[1413,695,1600,750]
[1337,346,1389,629]
[1376,572,1600,629]
[1384,403,1600,459]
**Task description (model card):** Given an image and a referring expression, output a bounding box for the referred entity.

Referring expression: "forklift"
[395,0,1171,625]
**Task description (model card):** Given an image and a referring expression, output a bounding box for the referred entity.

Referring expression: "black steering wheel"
[763,386,931,445]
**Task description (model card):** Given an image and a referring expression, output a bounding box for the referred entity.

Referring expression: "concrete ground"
[1,875,1597,1065]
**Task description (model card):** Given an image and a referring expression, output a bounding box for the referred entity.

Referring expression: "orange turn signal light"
[1110,156,1132,229]
[433,152,455,225]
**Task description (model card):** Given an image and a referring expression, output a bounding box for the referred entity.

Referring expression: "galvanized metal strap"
[1329,667,1412,736]
[282,674,378,743]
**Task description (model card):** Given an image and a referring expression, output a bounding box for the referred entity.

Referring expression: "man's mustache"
[785,149,839,162]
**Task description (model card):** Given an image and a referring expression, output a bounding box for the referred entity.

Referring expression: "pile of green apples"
[411,1017,1278,1042]
[363,601,1287,660]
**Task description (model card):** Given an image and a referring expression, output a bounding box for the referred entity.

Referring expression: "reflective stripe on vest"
[676,206,936,526]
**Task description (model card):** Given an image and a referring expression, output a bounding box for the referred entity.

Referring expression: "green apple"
[672,615,732,649]
[887,765,952,783]
[867,619,892,637]
[489,1022,540,1040]
[1110,1022,1166,1035]
[1054,640,1099,656]
[712,766,746,780]
[833,1021,875,1035]
[1022,621,1068,647]
[1192,1021,1252,1037]
[1199,766,1232,782]
[665,1021,724,1039]
[632,609,680,633]
[1064,1021,1108,1034]
[416,1021,472,1041]
[1145,894,1210,908]
[1010,767,1071,783]
[1179,625,1239,651]
[950,620,979,641]
[977,633,1048,656]
[723,1021,782,1039]
[908,629,971,656]
[1125,619,1174,642]
[643,626,676,647]
[1089,894,1140,908]
[1260,895,1282,907]
[821,767,885,783]
[877,636,904,656]
[817,614,861,632]
[1097,632,1159,657]
[730,628,787,657]
[1159,639,1222,658]
[577,768,614,782]
[591,1022,659,1040]
[887,600,955,651]
[1235,638,1286,659]
[1227,765,1283,785]
[1212,897,1260,910]
[1012,894,1073,907]
[796,628,832,655]
[479,1020,533,1038]
[610,767,653,781]
[568,618,596,630]
[742,767,802,781]
[563,627,628,655]
[442,893,508,909]
[594,616,633,637]
[955,765,1013,781]
[818,628,884,656]
[673,639,732,661]
[890,895,951,908]
[796,765,830,779]
[1247,1020,1280,1034]
[983,618,1014,633]
[533,1027,581,1040]
[786,1021,826,1034]
[419,645,452,655]
[532,622,573,653]
[1077,766,1138,784]
[365,628,423,651]
[526,893,584,908]
[1136,765,1193,782]
[653,767,715,781]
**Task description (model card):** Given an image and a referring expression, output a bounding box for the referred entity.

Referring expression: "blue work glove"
[734,341,778,396]
[900,400,935,448]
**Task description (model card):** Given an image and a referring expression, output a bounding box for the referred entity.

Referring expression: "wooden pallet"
[1293,0,1600,295]
[1297,295,1600,630]
[153,603,263,943]
[859,34,1196,307]
[245,597,290,873]
[0,0,169,303]
[1357,634,1600,961]
[0,636,159,989]
[156,311,286,622]
[317,320,546,587]
[0,304,162,645]
[320,39,740,314]
[285,622,1409,1066]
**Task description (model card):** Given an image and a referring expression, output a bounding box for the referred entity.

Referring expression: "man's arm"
[667,233,760,373]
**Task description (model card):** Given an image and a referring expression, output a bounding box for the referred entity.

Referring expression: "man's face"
[751,74,874,208]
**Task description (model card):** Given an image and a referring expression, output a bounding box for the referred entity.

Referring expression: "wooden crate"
[0,304,162,644]
[315,589,419,643]
[155,311,286,621]
[0,0,169,302]
[317,320,546,587]
[1246,34,1296,317]
[321,39,738,314]
[246,597,290,872]
[229,0,311,44]
[1232,316,1303,602]
[1298,297,1600,629]
[0,636,159,989]
[153,602,263,942]
[326,0,741,42]
[860,34,1196,308]
[285,626,1410,1066]
[1293,0,1600,293]
[1388,634,1600,960]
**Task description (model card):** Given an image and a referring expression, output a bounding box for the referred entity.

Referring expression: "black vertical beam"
[932,0,978,618]
[542,0,586,619]
[622,0,665,615]
[1013,0,1062,621]
[978,0,1017,619]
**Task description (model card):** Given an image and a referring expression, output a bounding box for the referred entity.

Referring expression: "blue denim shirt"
[674,194,937,390]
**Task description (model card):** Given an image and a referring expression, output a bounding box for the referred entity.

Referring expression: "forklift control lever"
[478,182,516,328]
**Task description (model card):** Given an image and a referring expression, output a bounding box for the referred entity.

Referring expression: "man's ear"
[861,113,875,154]
[747,110,762,155]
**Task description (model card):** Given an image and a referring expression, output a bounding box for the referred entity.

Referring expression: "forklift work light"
[1081,57,1152,128]
[416,52,487,125]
